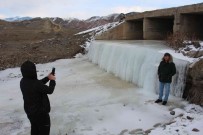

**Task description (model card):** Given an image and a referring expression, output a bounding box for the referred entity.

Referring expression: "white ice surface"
[0,57,202,135]
[88,40,190,98]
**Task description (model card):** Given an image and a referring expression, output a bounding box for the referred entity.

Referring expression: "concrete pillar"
[173,14,181,33]
[143,18,151,40]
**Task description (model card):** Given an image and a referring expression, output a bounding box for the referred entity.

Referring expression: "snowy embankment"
[75,21,121,36]
[160,42,203,63]
[75,21,123,53]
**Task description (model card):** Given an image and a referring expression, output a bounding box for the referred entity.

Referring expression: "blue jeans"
[159,82,171,101]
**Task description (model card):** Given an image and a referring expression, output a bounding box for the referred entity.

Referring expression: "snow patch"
[74,53,83,58]
[75,21,122,35]
[159,49,196,63]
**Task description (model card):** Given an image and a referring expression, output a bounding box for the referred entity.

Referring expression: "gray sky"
[0,0,202,19]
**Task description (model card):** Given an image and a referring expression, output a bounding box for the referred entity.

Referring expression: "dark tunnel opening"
[181,13,203,40]
[144,16,174,40]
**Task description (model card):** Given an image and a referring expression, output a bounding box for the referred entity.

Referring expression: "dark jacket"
[20,61,56,116]
[158,61,176,83]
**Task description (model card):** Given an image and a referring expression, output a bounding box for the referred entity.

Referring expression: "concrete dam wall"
[96,3,203,40]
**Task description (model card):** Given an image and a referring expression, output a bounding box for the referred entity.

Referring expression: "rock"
[129,129,143,134]
[185,49,203,58]
[119,129,128,135]
[170,111,175,115]
[196,50,203,58]
[192,41,201,48]
[165,121,176,125]
[177,113,184,117]
[145,129,152,134]
[186,116,194,120]
[192,128,200,132]
[153,123,162,128]
[184,47,192,51]
[184,49,203,58]
[186,50,198,57]
[180,41,203,58]
[183,59,203,105]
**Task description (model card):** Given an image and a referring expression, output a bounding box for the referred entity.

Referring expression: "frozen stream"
[0,40,202,135]
[88,40,189,97]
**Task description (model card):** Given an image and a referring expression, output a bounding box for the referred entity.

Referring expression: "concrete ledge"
[96,3,203,40]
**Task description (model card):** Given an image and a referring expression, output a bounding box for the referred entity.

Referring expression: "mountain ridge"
[0,13,127,70]
[4,16,33,22]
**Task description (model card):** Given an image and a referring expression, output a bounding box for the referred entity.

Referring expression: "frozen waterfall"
[88,40,189,97]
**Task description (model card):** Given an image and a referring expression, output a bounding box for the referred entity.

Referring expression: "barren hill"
[0,13,124,70]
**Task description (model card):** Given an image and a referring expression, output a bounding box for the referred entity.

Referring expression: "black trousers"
[27,113,50,135]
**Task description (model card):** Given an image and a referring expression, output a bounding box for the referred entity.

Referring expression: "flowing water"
[88,40,189,97]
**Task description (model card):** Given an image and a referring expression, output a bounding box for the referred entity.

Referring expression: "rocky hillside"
[0,18,61,41]
[0,14,124,41]
[0,14,124,70]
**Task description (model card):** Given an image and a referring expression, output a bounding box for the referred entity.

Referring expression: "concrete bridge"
[96,3,203,40]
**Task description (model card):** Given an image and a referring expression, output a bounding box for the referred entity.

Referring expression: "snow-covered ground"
[150,105,203,135]
[0,55,202,135]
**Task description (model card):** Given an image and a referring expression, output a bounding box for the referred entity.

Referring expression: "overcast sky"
[0,0,202,19]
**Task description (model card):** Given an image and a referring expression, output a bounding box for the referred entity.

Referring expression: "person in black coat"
[155,53,176,105]
[20,61,56,135]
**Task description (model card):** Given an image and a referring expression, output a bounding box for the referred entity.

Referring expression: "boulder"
[186,50,203,58]
[181,49,203,58]
[183,59,203,105]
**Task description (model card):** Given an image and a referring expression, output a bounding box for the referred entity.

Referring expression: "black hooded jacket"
[20,61,56,116]
[158,61,176,83]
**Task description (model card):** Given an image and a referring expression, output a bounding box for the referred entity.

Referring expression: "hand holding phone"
[51,68,55,76]
[48,68,56,80]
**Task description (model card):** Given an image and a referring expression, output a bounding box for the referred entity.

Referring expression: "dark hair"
[162,53,173,62]
[164,53,171,57]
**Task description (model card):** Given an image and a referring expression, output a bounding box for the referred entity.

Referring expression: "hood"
[21,61,37,79]
[162,53,173,63]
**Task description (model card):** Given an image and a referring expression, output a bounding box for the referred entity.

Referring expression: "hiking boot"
[155,99,162,103]
[162,101,167,105]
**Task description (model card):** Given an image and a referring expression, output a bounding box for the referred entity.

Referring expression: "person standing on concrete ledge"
[155,53,176,105]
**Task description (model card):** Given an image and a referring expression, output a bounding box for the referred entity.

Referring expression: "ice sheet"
[0,55,202,135]
[0,57,187,135]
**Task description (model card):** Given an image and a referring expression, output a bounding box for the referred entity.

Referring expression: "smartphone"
[51,68,55,75]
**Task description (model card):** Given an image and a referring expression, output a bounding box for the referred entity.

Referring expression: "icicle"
[88,41,189,97]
